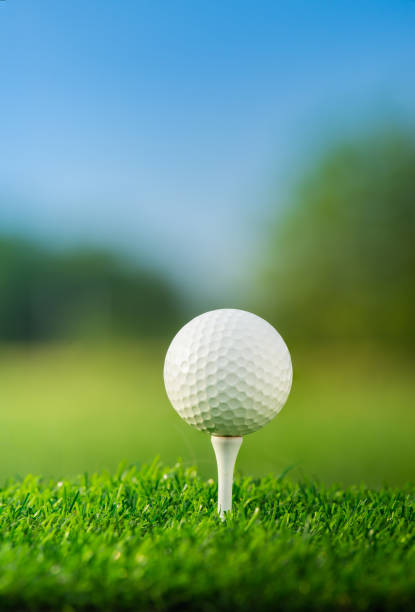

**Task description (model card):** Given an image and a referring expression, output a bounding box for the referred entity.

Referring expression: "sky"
[0,0,414,299]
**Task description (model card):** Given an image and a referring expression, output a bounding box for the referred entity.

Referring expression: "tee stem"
[211,435,243,519]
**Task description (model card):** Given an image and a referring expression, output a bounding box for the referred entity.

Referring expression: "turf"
[0,342,414,486]
[0,462,413,611]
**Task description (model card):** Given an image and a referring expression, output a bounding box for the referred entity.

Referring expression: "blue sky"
[1,0,414,297]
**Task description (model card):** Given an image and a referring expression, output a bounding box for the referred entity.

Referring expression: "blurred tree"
[0,237,183,341]
[261,128,415,347]
[0,238,44,341]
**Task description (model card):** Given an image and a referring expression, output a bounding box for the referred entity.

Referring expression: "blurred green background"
[0,1,414,485]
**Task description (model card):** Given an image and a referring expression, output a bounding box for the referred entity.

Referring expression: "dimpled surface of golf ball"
[164,309,292,436]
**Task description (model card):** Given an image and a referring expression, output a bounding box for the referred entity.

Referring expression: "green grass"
[0,462,413,611]
[0,341,413,608]
[0,342,413,485]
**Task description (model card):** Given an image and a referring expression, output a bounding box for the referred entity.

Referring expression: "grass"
[0,341,413,608]
[0,341,413,485]
[0,461,413,611]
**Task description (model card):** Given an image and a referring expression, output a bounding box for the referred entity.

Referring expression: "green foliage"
[0,237,182,341]
[263,128,415,346]
[0,462,413,610]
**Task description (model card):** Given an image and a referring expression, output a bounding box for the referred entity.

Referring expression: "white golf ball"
[164,309,292,436]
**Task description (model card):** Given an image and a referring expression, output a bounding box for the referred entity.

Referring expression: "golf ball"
[164,309,292,436]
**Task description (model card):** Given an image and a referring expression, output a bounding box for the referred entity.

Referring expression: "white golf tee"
[211,435,243,518]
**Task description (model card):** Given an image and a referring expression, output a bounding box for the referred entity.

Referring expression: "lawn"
[0,343,413,610]
[0,462,413,611]
[0,342,413,485]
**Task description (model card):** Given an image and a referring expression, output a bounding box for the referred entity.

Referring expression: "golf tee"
[211,435,243,519]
